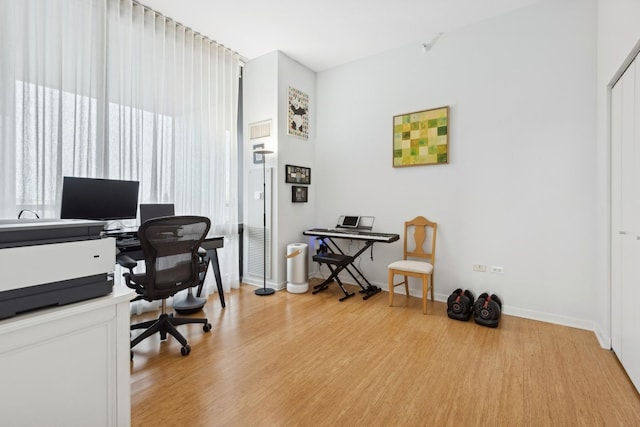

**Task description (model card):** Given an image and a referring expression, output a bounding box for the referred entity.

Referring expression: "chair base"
[130,312,211,356]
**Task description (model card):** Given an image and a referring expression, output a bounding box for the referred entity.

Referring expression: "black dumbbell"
[447,288,475,321]
[473,293,502,328]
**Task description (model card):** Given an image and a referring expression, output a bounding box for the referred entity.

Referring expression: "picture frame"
[292,186,308,203]
[253,143,264,164]
[288,86,309,140]
[393,106,449,167]
[285,164,311,184]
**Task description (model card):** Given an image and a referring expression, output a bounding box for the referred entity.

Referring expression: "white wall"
[243,52,317,289]
[594,0,640,346]
[242,52,278,288]
[275,52,317,287]
[315,0,598,328]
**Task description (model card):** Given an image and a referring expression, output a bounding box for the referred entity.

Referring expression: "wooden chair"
[387,216,437,314]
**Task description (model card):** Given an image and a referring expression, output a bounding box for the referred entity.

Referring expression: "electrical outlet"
[473,264,487,272]
[491,266,504,274]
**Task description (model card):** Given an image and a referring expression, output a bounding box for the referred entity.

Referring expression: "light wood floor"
[130,281,640,426]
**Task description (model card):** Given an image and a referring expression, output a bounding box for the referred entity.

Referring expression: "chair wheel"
[203,323,212,332]
[181,345,191,356]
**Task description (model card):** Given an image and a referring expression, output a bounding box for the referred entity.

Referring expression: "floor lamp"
[254,148,275,296]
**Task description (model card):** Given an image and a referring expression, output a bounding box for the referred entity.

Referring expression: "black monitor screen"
[60,176,140,221]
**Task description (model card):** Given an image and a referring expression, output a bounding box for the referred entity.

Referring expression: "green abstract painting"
[393,106,449,167]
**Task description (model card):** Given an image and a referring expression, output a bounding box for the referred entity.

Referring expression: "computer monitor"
[139,203,175,224]
[60,176,140,221]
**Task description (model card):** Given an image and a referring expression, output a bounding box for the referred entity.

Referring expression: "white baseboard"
[593,326,611,349]
[310,274,597,334]
[243,275,286,291]
[499,305,594,332]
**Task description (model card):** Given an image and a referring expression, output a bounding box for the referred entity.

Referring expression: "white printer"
[0,219,115,319]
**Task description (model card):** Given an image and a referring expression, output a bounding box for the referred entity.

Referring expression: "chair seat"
[388,259,433,274]
[313,252,353,266]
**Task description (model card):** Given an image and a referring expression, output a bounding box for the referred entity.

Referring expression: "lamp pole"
[254,148,275,296]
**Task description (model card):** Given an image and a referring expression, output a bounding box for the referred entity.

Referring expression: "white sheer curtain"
[0,0,241,295]
[0,0,106,218]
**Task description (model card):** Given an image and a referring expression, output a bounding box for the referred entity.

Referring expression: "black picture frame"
[285,164,311,184]
[292,186,308,203]
[253,143,265,164]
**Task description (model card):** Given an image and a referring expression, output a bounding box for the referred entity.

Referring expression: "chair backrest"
[137,215,211,300]
[404,216,437,265]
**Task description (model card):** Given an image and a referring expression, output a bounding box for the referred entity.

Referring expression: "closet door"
[611,58,640,392]
[625,61,640,389]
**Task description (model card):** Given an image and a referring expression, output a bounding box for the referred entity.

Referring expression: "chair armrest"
[116,254,137,270]
[197,247,210,275]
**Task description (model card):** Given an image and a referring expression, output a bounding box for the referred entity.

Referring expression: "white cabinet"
[611,57,640,392]
[0,284,134,427]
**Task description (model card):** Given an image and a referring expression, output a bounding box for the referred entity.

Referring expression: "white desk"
[0,283,134,427]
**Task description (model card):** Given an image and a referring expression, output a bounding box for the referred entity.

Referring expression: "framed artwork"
[253,143,264,164]
[288,86,309,140]
[285,164,311,184]
[292,186,308,203]
[393,106,449,167]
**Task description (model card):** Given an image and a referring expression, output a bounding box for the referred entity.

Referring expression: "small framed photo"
[292,186,308,203]
[285,164,311,184]
[253,143,265,164]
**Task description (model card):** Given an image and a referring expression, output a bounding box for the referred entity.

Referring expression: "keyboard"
[304,228,399,243]
[116,237,140,249]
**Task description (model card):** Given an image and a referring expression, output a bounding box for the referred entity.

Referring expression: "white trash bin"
[286,243,309,293]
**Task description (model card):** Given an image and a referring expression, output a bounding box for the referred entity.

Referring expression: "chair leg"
[388,269,395,306]
[404,276,409,298]
[130,318,159,331]
[422,277,428,315]
[163,319,189,348]
[170,315,209,327]
[131,318,163,349]
[430,274,434,301]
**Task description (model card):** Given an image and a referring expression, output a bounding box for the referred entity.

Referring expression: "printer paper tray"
[0,273,113,320]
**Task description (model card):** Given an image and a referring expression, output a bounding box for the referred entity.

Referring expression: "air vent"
[249,120,271,139]
[248,225,271,279]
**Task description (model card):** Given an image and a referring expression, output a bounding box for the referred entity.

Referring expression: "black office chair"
[120,215,213,357]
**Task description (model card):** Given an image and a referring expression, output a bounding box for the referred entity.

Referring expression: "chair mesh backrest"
[404,216,437,264]
[138,215,211,300]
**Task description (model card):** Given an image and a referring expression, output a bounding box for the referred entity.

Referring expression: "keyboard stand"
[311,238,386,301]
[303,228,399,301]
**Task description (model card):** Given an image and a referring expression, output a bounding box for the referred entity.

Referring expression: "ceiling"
[140,0,543,72]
